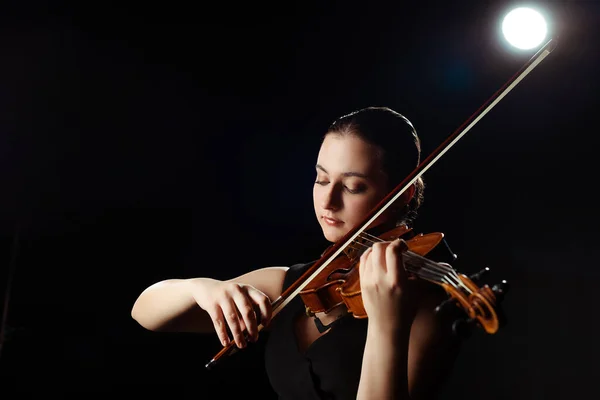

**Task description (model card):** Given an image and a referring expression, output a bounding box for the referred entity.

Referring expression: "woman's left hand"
[359,238,417,332]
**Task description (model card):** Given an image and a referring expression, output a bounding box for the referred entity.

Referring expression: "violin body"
[299,224,445,319]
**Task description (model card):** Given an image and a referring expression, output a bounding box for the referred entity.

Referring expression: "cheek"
[313,184,329,206]
[350,191,389,219]
[347,197,377,220]
[313,187,321,211]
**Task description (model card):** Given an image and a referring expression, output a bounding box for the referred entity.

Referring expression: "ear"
[389,183,416,213]
[401,183,416,205]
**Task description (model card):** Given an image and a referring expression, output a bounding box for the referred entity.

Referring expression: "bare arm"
[356,240,460,399]
[358,287,459,399]
[130,266,288,335]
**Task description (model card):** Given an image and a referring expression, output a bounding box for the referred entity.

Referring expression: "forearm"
[131,278,214,333]
[357,322,411,400]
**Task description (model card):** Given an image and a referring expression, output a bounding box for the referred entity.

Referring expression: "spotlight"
[502,7,548,50]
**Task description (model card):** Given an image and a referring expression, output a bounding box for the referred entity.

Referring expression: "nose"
[321,183,342,210]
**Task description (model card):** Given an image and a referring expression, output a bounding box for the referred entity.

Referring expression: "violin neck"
[403,251,454,286]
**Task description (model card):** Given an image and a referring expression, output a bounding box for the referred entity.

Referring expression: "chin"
[321,226,346,243]
[324,234,340,243]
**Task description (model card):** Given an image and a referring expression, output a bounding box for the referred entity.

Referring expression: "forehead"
[317,134,382,176]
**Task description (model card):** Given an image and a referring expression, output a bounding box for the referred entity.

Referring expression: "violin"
[299,223,507,336]
[205,37,557,370]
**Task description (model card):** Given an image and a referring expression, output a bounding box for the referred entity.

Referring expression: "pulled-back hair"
[326,106,425,226]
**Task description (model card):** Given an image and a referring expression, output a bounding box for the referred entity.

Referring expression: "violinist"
[131,106,461,399]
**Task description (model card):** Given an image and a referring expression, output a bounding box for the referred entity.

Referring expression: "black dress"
[264,261,369,400]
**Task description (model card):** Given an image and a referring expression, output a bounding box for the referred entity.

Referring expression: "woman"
[131,106,460,399]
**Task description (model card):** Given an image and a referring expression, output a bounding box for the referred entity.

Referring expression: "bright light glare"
[502,7,547,50]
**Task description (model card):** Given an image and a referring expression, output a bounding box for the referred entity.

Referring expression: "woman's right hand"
[189,278,272,348]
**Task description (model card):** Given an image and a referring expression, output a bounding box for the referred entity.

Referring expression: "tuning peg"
[452,317,476,338]
[469,267,490,281]
[492,280,509,301]
[435,297,458,315]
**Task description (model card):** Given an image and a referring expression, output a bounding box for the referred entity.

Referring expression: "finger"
[370,242,389,275]
[236,308,248,334]
[207,306,230,347]
[221,298,246,348]
[247,288,272,329]
[387,238,409,286]
[359,247,373,279]
[232,288,259,342]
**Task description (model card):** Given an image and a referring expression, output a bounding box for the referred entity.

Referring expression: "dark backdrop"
[0,1,598,398]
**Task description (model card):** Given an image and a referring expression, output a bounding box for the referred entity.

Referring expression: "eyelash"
[314,180,363,194]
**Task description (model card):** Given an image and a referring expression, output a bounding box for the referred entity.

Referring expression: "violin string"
[346,241,449,282]
[350,234,471,293]
[400,249,473,293]
[404,252,467,290]
[348,240,456,284]
[337,240,457,286]
[352,235,454,276]
[356,232,460,277]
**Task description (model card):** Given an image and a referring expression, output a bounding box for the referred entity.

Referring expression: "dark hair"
[326,106,425,226]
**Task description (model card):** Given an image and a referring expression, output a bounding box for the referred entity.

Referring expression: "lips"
[322,216,343,225]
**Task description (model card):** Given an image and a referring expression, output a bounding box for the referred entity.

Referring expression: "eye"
[345,185,366,194]
[315,180,328,186]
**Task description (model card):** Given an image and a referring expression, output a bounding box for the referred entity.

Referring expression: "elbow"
[130,305,143,326]
[131,311,163,332]
[130,298,143,324]
[130,299,161,332]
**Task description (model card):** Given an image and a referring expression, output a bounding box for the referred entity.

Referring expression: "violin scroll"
[437,269,509,337]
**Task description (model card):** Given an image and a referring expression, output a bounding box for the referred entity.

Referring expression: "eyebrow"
[315,164,370,179]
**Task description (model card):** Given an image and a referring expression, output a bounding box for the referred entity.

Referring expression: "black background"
[0,1,598,398]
